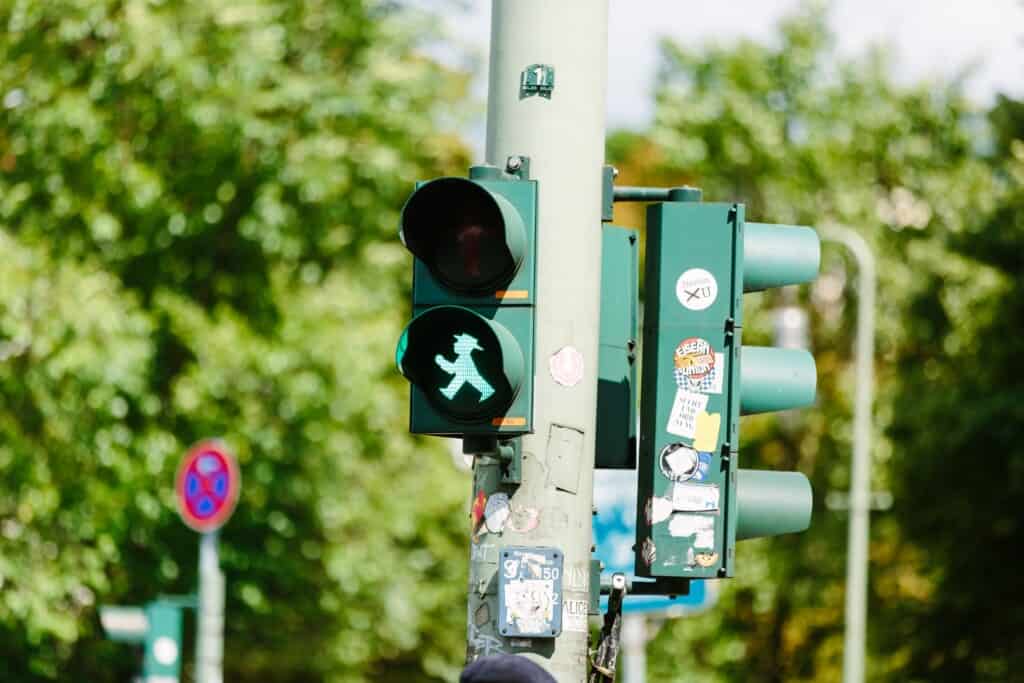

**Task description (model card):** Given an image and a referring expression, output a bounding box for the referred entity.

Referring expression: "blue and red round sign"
[175,440,240,533]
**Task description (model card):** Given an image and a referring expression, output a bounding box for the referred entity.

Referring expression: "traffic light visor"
[743,223,820,292]
[735,469,812,540]
[740,346,817,415]
[401,178,527,294]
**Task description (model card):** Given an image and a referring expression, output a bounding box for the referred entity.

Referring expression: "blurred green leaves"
[1,0,471,680]
[611,4,1018,682]
[3,0,1021,680]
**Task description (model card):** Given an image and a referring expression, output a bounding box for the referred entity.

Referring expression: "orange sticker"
[674,338,715,381]
[492,416,527,427]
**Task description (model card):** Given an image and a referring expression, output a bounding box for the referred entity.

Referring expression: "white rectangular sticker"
[666,389,709,438]
[668,513,716,549]
[504,579,555,635]
[672,483,720,512]
[562,598,589,633]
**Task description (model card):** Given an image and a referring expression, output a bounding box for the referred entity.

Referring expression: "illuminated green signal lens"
[397,306,524,422]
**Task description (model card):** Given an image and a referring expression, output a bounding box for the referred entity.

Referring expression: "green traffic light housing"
[398,169,538,436]
[635,192,819,582]
[100,598,188,681]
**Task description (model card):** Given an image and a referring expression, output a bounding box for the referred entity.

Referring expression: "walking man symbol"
[435,333,494,402]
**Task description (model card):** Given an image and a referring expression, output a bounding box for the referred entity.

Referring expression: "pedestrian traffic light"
[396,165,537,435]
[100,599,186,682]
[635,189,819,580]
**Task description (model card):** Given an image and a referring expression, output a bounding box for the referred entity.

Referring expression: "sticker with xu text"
[676,268,718,311]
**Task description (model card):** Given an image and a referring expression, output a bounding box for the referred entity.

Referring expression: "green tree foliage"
[0,1,472,680]
[608,5,1011,682]
[883,93,1024,681]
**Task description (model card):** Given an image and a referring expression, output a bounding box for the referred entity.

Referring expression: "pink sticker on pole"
[176,440,240,533]
[549,346,584,387]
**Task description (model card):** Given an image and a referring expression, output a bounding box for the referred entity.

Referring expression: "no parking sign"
[175,440,240,533]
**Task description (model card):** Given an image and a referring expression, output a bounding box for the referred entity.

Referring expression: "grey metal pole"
[820,225,876,683]
[196,531,224,683]
[466,2,608,680]
[620,614,647,683]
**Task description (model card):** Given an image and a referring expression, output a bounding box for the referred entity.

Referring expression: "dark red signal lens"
[402,178,519,294]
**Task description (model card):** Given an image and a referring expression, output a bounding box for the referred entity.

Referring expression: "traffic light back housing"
[595,225,639,469]
[635,196,819,580]
[635,201,743,579]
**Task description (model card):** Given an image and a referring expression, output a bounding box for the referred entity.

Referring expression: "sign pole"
[196,531,225,683]
[175,440,239,683]
[620,614,647,683]
[465,1,608,679]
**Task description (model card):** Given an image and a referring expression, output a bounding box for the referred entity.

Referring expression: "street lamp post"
[772,224,875,683]
[820,225,876,683]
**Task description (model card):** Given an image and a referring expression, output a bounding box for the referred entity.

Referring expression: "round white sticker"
[676,268,718,311]
[549,346,584,387]
[153,636,179,665]
[484,492,511,533]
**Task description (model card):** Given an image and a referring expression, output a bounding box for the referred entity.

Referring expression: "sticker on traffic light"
[659,443,712,483]
[397,306,524,423]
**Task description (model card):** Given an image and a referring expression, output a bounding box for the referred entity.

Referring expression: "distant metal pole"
[196,531,224,683]
[820,225,876,683]
[621,614,646,683]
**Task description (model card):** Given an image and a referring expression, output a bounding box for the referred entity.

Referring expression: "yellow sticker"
[693,411,721,452]
[495,290,529,300]
[695,551,719,568]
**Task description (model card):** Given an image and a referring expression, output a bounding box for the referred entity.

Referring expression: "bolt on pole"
[465,1,608,680]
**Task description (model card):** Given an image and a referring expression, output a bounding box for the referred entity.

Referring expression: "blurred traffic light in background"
[100,599,188,683]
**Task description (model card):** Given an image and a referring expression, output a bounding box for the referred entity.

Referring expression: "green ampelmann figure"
[436,333,494,402]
